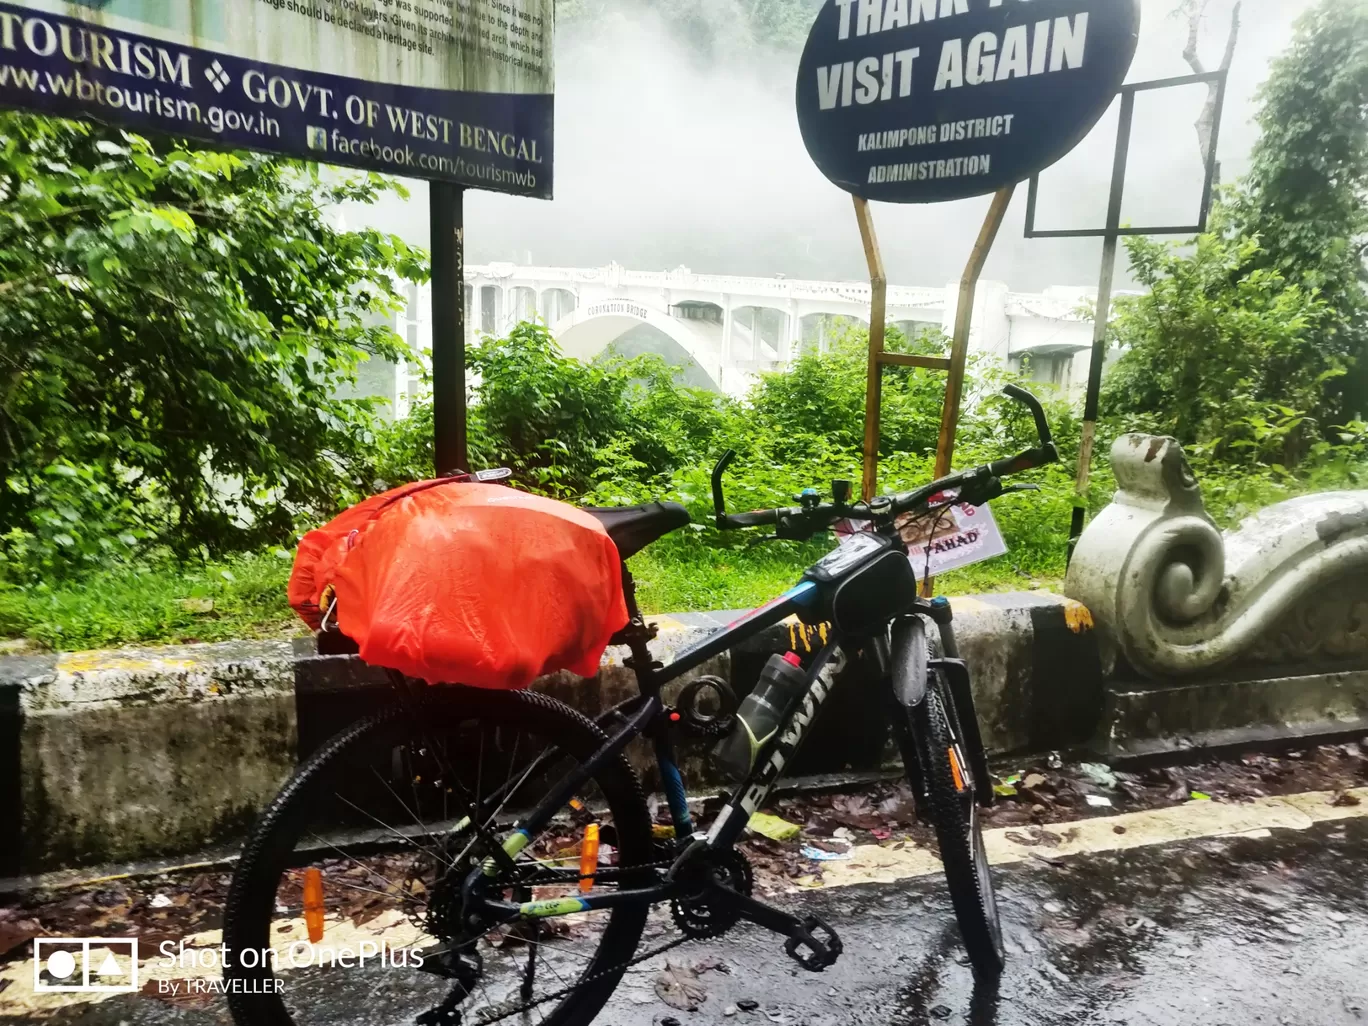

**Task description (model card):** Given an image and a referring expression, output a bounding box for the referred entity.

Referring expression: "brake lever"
[1003,483,1040,494]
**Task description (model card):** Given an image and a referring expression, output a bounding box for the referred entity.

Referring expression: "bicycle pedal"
[783,915,843,971]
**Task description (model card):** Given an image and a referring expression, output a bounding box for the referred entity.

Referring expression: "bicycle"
[223,384,1059,1026]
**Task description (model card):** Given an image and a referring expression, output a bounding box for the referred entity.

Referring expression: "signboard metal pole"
[430,182,468,476]
[854,196,888,502]
[1068,90,1135,559]
[934,185,1015,480]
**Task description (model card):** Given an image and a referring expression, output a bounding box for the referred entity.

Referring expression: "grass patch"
[0,551,301,651]
[0,455,1349,651]
[630,537,1061,614]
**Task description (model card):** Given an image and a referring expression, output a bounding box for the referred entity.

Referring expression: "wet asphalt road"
[8,816,1367,1025]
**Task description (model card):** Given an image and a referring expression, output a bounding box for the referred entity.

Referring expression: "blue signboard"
[796,0,1140,203]
[0,0,554,198]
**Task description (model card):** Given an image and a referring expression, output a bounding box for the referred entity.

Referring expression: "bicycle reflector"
[578,824,600,894]
[303,867,325,942]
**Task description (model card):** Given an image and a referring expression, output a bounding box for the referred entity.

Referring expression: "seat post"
[615,563,662,698]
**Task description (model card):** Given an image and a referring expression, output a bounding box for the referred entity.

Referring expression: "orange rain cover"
[288,480,628,688]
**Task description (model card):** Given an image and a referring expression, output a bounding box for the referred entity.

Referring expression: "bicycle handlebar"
[710,385,1059,537]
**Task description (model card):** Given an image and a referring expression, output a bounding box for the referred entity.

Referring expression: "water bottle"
[714,652,808,779]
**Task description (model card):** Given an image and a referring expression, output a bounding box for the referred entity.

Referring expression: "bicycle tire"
[223,686,654,1026]
[910,682,1005,980]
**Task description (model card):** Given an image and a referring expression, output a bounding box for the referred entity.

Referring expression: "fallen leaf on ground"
[0,918,43,958]
[1006,827,1062,848]
[655,961,707,1011]
[1331,792,1361,807]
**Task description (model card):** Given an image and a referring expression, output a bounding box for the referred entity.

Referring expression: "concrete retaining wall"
[1,593,1100,875]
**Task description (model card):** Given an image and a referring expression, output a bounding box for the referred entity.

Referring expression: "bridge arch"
[732,306,791,362]
[800,312,868,354]
[540,288,577,324]
[553,299,724,392]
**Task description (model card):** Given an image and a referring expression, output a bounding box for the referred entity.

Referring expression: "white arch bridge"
[391,263,1102,404]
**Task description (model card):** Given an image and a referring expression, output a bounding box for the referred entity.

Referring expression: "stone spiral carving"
[1065,434,1368,678]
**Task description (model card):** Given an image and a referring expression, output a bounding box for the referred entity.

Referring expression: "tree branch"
[1184,0,1242,178]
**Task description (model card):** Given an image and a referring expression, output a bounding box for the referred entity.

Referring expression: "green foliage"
[8,318,1366,646]
[1224,0,1368,421]
[373,322,737,499]
[0,112,426,575]
[1103,232,1330,460]
[1105,0,1368,452]
[748,326,950,458]
[0,550,297,650]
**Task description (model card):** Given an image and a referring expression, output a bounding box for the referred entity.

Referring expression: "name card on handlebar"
[899,489,1007,576]
[835,489,1008,577]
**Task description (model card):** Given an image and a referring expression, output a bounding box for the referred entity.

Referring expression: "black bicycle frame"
[470,575,882,921]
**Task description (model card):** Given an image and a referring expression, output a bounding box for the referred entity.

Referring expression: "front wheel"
[909,681,1005,979]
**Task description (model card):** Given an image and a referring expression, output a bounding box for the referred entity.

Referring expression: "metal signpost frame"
[856,189,1013,503]
[1023,69,1230,562]
[795,0,1142,506]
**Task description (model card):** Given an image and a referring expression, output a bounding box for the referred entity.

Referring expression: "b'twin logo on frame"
[33,938,140,993]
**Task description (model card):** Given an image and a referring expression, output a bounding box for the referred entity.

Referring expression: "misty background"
[348,0,1314,292]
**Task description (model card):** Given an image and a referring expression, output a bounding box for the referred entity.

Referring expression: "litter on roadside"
[801,843,854,862]
[747,812,801,842]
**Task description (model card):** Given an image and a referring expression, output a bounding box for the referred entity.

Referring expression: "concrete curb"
[1,593,1098,874]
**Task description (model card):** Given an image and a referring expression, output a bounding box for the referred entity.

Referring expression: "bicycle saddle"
[581,501,691,559]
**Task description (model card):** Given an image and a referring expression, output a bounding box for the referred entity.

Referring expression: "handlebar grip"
[1002,384,1054,447]
[720,509,782,530]
[712,449,737,519]
[988,442,1060,478]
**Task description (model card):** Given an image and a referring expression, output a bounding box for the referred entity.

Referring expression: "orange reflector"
[303,867,325,942]
[578,824,600,894]
[948,747,967,793]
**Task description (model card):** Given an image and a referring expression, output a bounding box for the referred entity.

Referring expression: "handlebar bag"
[288,480,628,688]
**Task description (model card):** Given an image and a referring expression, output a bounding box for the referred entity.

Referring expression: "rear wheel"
[910,680,1005,980]
[223,686,654,1026]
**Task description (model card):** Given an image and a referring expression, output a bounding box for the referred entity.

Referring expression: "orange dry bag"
[288,480,628,688]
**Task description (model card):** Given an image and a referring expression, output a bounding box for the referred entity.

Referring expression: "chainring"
[670,847,753,940]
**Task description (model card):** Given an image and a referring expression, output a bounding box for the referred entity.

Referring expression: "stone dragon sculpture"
[1065,434,1368,679]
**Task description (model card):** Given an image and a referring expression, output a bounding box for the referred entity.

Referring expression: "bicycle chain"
[476,929,697,1024]
[428,851,700,1025]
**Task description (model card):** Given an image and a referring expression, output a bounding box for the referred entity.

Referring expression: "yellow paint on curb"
[57,652,198,674]
[1062,599,1094,633]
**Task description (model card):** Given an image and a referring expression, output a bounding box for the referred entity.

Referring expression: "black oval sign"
[796,0,1141,204]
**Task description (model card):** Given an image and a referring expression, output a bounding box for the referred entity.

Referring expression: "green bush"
[6,318,1365,648]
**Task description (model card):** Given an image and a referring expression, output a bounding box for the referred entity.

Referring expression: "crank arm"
[724,886,807,936]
